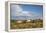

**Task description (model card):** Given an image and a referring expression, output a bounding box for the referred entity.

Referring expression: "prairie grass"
[10,19,43,29]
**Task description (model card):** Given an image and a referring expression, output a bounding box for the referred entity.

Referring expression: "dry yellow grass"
[10,19,43,29]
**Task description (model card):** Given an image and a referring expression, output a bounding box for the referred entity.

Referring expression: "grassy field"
[10,19,43,29]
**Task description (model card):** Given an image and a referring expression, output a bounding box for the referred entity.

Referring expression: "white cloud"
[11,5,34,16]
[11,5,43,20]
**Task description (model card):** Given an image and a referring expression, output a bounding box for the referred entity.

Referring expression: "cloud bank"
[10,5,43,20]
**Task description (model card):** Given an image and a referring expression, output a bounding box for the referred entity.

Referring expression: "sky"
[10,4,43,20]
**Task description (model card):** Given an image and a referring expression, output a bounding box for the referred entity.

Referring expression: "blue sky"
[20,4,43,15]
[10,4,43,20]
